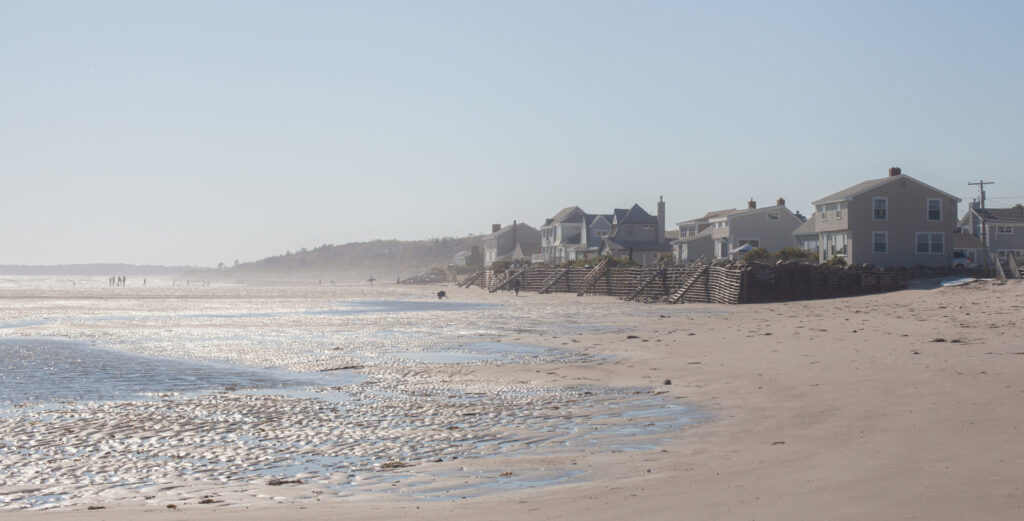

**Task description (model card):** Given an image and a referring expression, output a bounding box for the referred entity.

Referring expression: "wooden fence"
[462,263,917,304]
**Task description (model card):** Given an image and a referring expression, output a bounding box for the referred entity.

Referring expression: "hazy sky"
[2,1,1022,266]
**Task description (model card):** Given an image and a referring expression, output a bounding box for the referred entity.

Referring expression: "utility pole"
[968,180,994,269]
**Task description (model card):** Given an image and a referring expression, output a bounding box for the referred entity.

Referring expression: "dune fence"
[459,261,918,304]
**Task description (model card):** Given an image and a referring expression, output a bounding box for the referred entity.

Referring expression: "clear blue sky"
[2,0,1022,266]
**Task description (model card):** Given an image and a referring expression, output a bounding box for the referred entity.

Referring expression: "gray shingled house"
[792,213,819,252]
[598,199,671,265]
[539,206,612,264]
[812,167,960,267]
[482,222,541,266]
[708,198,803,259]
[672,208,737,262]
[959,204,1024,264]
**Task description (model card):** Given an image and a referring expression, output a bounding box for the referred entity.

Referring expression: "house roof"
[547,206,587,225]
[709,204,786,221]
[792,214,817,236]
[952,231,984,250]
[680,226,714,243]
[619,204,659,224]
[813,173,961,205]
[612,208,629,223]
[676,208,739,226]
[972,206,1024,223]
[485,222,539,240]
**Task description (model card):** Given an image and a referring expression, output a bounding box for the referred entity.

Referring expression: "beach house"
[707,198,803,259]
[539,206,612,264]
[482,222,541,266]
[811,167,960,266]
[672,208,737,262]
[959,203,1024,264]
[792,213,819,252]
[597,199,671,265]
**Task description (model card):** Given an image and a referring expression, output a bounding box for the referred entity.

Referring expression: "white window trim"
[833,203,842,219]
[916,231,945,254]
[872,197,888,222]
[872,231,888,254]
[926,198,942,222]
[996,225,1014,235]
[915,232,931,254]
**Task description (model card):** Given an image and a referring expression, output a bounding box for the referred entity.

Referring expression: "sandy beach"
[5,278,1024,520]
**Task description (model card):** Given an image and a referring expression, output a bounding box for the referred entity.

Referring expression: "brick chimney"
[776,197,786,207]
[889,166,902,177]
[492,224,501,233]
[748,198,757,210]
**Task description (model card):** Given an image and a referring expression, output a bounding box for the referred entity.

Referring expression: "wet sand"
[7,279,1024,520]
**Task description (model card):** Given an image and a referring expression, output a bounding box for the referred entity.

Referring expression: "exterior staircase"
[665,262,711,303]
[458,270,484,288]
[538,268,569,294]
[489,268,526,293]
[623,258,669,302]
[576,257,611,296]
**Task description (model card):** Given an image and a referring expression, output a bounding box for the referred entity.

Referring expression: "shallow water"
[0,278,702,510]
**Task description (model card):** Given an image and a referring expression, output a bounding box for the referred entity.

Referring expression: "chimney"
[657,196,666,243]
[889,166,902,177]
[748,198,757,210]
[776,197,786,207]
[512,220,518,256]
[492,224,501,233]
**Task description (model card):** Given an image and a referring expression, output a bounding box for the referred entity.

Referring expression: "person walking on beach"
[513,278,521,297]
[437,290,448,300]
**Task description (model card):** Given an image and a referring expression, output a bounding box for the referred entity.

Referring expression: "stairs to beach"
[576,257,611,296]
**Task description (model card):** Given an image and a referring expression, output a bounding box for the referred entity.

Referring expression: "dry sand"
[9,279,1024,520]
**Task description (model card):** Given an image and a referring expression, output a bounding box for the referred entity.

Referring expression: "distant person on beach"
[513,278,521,297]
[437,290,448,300]
[368,276,376,286]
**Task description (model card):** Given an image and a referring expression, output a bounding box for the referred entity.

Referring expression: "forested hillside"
[189,236,483,281]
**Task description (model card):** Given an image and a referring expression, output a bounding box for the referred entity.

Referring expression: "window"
[873,197,887,221]
[997,225,1014,235]
[927,199,942,221]
[642,224,655,231]
[872,231,888,254]
[917,232,944,254]
[833,203,842,219]
[766,211,779,220]
[916,232,930,254]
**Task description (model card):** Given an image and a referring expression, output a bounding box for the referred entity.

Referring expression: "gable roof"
[679,226,714,243]
[792,214,818,236]
[813,174,961,205]
[612,208,629,224]
[676,208,739,226]
[971,206,1024,223]
[547,206,587,225]
[619,204,658,224]
[952,230,984,250]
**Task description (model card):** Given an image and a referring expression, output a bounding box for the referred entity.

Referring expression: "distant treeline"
[186,236,483,281]
[0,264,195,276]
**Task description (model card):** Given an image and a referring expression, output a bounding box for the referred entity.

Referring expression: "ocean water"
[0,277,700,509]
